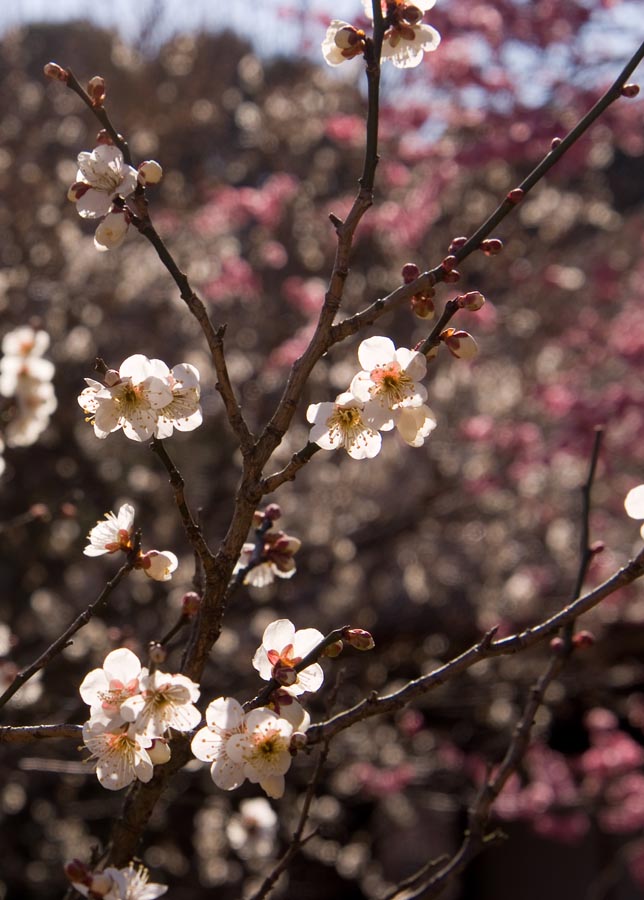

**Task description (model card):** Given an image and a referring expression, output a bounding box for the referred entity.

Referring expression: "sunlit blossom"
[362,0,441,68]
[191,696,249,791]
[84,504,135,557]
[307,391,386,459]
[82,720,154,791]
[69,145,138,219]
[350,336,427,429]
[226,797,278,859]
[68,861,167,899]
[234,530,301,588]
[138,549,179,582]
[252,618,324,697]
[226,707,294,799]
[625,484,644,540]
[120,669,201,738]
[79,647,142,727]
[94,210,130,251]
[322,20,366,66]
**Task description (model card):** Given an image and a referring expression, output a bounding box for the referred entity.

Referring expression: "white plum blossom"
[227,707,294,799]
[191,696,249,791]
[1,325,50,360]
[362,0,441,68]
[79,647,142,727]
[351,336,427,425]
[395,404,437,447]
[82,720,154,791]
[94,210,130,251]
[69,145,138,219]
[84,504,135,557]
[252,618,324,697]
[625,485,644,540]
[307,391,386,459]
[322,20,366,66]
[120,669,201,738]
[226,797,278,859]
[78,355,202,442]
[0,326,57,449]
[442,328,479,360]
[138,549,179,582]
[68,862,167,899]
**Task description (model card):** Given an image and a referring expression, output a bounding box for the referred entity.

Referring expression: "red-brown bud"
[448,236,468,253]
[64,860,92,886]
[401,262,421,283]
[181,591,201,617]
[589,540,605,555]
[480,238,504,256]
[507,188,525,204]
[549,636,565,654]
[95,128,113,146]
[148,642,166,665]
[264,503,282,522]
[43,62,68,83]
[443,269,461,283]
[87,76,106,107]
[290,731,308,752]
[411,293,435,320]
[573,630,595,649]
[457,291,485,311]
[621,83,640,98]
[441,255,458,272]
[343,628,375,651]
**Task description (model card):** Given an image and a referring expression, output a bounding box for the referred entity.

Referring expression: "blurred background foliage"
[1,1,644,898]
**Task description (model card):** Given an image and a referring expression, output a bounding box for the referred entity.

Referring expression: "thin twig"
[0,723,83,744]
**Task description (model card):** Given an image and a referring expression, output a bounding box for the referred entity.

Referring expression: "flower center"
[369,362,413,406]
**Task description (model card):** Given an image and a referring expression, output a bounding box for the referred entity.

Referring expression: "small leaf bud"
[138,159,163,185]
[550,137,562,149]
[480,238,503,256]
[458,290,486,311]
[448,236,468,253]
[573,630,595,649]
[43,62,69,83]
[621,83,640,98]
[323,639,344,658]
[401,262,421,283]
[343,627,375,651]
[87,75,106,107]
[507,188,525,204]
[181,591,201,617]
[148,642,166,665]
[443,269,461,283]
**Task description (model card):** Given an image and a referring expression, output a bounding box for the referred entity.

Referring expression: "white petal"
[358,336,395,371]
[205,696,244,731]
[625,485,644,520]
[263,619,296,651]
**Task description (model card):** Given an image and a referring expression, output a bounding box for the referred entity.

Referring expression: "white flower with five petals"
[252,619,324,697]
[226,708,294,799]
[69,145,138,219]
[191,697,250,791]
[79,647,142,727]
[307,391,386,459]
[362,0,441,69]
[120,669,201,738]
[82,720,154,791]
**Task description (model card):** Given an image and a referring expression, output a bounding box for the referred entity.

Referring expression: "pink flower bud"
[441,328,478,360]
[43,62,69,82]
[458,291,485,311]
[573,630,595,649]
[137,159,163,185]
[323,640,344,658]
[621,83,640,98]
[402,262,421,283]
[550,636,565,654]
[181,591,201,617]
[343,628,375,651]
[87,76,106,107]
[480,238,503,256]
[264,503,282,521]
[507,188,524,204]
[103,368,120,387]
[448,236,468,253]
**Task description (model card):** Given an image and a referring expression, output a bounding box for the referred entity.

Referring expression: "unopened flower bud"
[448,236,468,253]
[550,636,565,654]
[29,503,51,521]
[104,368,120,387]
[402,4,423,24]
[480,238,503,256]
[621,83,640,98]
[411,293,435,319]
[507,188,524,204]
[44,62,69,82]
[323,640,344,658]
[573,630,595,649]
[273,662,298,687]
[441,255,458,272]
[402,262,421,284]
[181,591,201,617]
[148,642,166,665]
[458,291,486,311]
[551,137,562,149]
[138,159,163,185]
[343,628,375,651]
[94,211,129,252]
[441,328,478,360]
[290,731,308,753]
[264,503,282,522]
[148,737,172,765]
[87,76,106,107]
[443,269,461,283]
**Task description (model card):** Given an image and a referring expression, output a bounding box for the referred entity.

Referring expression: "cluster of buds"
[234,505,301,588]
[402,262,436,320]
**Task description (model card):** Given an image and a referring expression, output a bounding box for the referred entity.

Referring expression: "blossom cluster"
[234,507,301,588]
[80,647,200,790]
[78,354,202,442]
[68,142,162,251]
[84,503,178,581]
[323,0,441,70]
[66,860,167,900]
[307,335,437,459]
[0,326,57,462]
